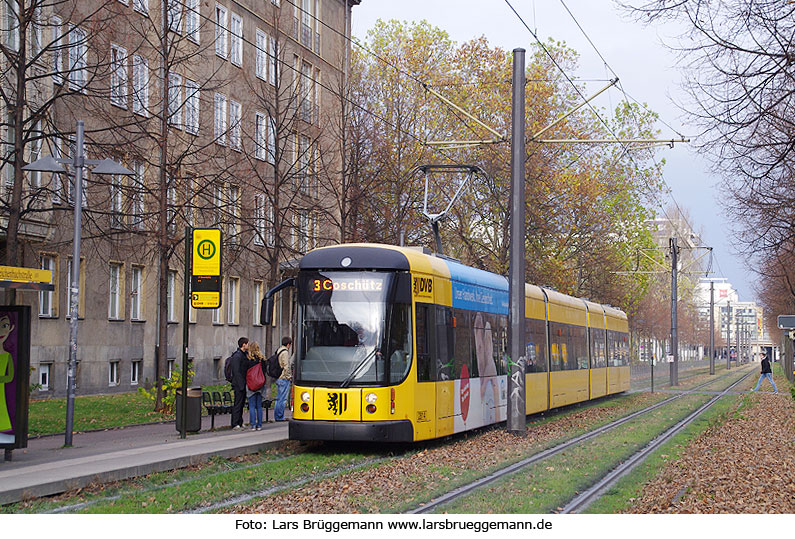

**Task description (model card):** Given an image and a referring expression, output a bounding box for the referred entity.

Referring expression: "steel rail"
[407,367,753,514]
[559,368,756,514]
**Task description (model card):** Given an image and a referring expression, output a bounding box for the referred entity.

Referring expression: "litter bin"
[176,386,202,433]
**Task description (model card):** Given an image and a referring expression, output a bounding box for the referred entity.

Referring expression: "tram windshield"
[296,271,412,386]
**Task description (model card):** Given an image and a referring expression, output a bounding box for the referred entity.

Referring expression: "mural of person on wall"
[0,313,17,444]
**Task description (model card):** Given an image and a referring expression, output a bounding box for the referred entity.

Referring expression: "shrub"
[138,364,194,414]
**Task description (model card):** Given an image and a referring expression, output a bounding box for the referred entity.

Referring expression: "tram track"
[407,366,755,514]
[559,368,756,514]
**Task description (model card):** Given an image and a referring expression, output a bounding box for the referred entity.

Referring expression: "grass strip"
[28,384,233,436]
[4,446,385,514]
[432,395,710,513]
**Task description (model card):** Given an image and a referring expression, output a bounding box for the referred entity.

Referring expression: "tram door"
[414,303,436,440]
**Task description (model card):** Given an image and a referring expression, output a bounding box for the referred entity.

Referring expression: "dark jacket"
[761,358,772,374]
[230,348,256,391]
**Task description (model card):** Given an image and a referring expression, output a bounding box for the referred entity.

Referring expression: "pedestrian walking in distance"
[752,351,778,393]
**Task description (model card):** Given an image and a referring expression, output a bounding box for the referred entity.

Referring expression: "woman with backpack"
[246,341,268,430]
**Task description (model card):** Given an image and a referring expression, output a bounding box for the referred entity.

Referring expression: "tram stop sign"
[191,229,222,309]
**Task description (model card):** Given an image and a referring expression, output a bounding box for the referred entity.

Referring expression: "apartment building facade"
[1,0,361,397]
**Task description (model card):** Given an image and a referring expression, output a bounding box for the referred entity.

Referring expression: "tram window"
[436,306,454,381]
[496,315,508,375]
[589,328,603,368]
[573,326,589,369]
[549,322,564,371]
[387,304,412,383]
[525,318,547,373]
[452,310,473,379]
[415,305,433,381]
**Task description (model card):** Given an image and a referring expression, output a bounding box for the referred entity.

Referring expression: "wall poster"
[0,306,30,450]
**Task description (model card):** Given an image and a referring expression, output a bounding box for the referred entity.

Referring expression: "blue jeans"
[248,393,263,428]
[274,379,291,421]
[754,373,778,392]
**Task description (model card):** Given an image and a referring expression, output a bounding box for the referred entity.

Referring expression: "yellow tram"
[277,243,629,442]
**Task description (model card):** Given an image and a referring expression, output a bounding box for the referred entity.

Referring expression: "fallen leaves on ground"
[625,391,795,514]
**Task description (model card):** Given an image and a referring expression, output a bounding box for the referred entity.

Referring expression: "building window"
[130,266,143,320]
[167,270,177,322]
[215,4,227,58]
[253,281,263,326]
[39,255,56,317]
[68,25,87,92]
[300,62,312,122]
[110,175,123,228]
[229,13,242,66]
[132,55,149,116]
[133,0,148,15]
[109,263,123,320]
[167,0,183,34]
[30,3,42,56]
[313,0,321,54]
[213,182,223,226]
[214,93,226,145]
[229,100,241,150]
[131,359,142,385]
[228,185,239,242]
[167,359,175,378]
[267,114,276,163]
[167,183,177,235]
[213,280,223,324]
[39,363,51,391]
[51,16,64,85]
[110,44,128,108]
[5,0,18,51]
[214,357,222,379]
[269,36,277,85]
[184,79,199,134]
[228,277,239,325]
[28,121,42,190]
[109,360,120,387]
[299,0,312,48]
[131,162,145,230]
[255,113,267,161]
[254,194,266,246]
[256,30,267,80]
[186,0,199,43]
[168,72,182,128]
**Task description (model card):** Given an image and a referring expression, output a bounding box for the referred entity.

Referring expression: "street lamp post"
[24,120,134,446]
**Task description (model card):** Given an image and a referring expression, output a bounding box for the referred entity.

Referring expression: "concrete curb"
[0,427,288,505]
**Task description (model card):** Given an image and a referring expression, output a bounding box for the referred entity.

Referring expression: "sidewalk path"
[0,415,289,505]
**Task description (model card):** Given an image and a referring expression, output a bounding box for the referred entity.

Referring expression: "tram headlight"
[301,392,311,403]
[365,393,377,404]
[366,404,377,414]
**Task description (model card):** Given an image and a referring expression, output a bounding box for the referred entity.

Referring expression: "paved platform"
[0,415,290,505]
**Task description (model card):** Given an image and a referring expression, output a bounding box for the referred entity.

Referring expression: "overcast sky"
[350,0,755,302]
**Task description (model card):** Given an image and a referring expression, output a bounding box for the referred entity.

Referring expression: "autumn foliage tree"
[350,20,666,313]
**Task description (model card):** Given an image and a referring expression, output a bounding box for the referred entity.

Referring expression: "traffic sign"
[191,229,222,309]
[777,314,795,329]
